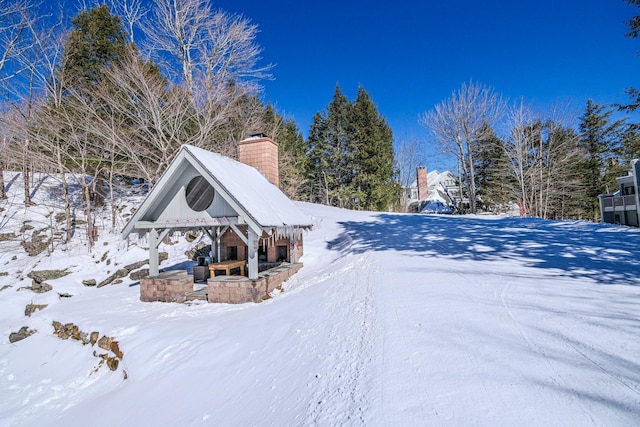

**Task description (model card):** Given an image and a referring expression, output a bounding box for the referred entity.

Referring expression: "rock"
[28,269,70,283]
[184,230,201,242]
[123,260,147,271]
[21,233,51,256]
[110,341,123,360]
[0,285,11,292]
[58,292,73,298]
[0,272,8,276]
[82,279,97,287]
[31,280,53,293]
[0,232,16,242]
[129,269,149,281]
[185,242,208,260]
[20,223,34,233]
[98,336,113,351]
[97,254,167,287]
[97,269,129,288]
[9,326,36,343]
[52,321,85,342]
[106,357,119,371]
[89,331,99,346]
[25,303,48,317]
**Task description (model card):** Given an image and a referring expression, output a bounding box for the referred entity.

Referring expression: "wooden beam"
[135,216,241,230]
[229,223,248,245]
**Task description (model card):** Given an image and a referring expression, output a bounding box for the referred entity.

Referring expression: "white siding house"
[599,159,640,227]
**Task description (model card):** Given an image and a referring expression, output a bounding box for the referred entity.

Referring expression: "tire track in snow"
[382,264,451,423]
[304,253,376,426]
[431,240,600,424]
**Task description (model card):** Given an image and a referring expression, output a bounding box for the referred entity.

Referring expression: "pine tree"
[619,124,640,165]
[61,5,129,95]
[622,0,640,111]
[577,99,624,220]
[261,103,308,199]
[473,124,513,212]
[349,86,399,211]
[306,86,351,206]
[305,85,399,210]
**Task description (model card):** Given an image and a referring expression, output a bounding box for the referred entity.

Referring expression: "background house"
[599,159,640,227]
[404,167,460,213]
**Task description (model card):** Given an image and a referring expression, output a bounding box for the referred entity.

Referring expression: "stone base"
[140,271,194,303]
[208,263,303,304]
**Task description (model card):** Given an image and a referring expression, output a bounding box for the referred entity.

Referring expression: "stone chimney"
[417,166,428,201]
[238,134,279,187]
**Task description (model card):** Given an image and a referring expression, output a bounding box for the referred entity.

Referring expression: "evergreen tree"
[619,124,640,164]
[61,5,129,95]
[306,86,351,206]
[261,103,308,199]
[473,124,512,212]
[349,86,399,210]
[305,85,399,210]
[622,0,640,111]
[577,99,624,220]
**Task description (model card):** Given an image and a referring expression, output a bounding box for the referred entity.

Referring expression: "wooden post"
[149,228,159,277]
[247,228,258,279]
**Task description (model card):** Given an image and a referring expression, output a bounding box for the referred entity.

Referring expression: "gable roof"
[122,144,312,238]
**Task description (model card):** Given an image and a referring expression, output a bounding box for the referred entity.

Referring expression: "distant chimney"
[417,166,428,200]
[238,135,279,187]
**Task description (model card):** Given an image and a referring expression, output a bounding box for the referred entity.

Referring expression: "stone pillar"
[140,271,193,303]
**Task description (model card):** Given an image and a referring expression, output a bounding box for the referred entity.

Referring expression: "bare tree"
[142,0,272,155]
[502,99,537,216]
[0,0,38,85]
[395,136,426,211]
[108,0,147,44]
[501,100,582,219]
[420,81,505,213]
[0,1,65,206]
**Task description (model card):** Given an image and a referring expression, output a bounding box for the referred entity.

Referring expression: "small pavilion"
[122,141,312,303]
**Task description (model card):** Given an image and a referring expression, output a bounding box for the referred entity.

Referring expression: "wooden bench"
[208,260,246,276]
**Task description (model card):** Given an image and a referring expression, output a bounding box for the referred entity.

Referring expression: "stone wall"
[140,271,194,303]
[208,263,303,304]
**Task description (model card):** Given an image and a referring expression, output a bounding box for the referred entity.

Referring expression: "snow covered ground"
[1,173,640,426]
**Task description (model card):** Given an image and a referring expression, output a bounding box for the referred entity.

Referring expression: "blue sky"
[213,0,639,167]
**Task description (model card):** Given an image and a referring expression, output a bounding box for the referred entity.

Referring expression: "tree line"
[419,82,640,220]
[0,0,399,249]
[2,0,639,252]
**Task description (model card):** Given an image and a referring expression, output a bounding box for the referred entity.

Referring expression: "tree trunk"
[23,165,32,206]
[0,164,5,199]
[82,176,96,248]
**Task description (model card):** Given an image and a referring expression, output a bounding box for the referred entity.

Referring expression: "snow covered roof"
[122,145,312,238]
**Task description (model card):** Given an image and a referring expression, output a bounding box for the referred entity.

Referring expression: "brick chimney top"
[417,166,428,201]
[238,136,279,187]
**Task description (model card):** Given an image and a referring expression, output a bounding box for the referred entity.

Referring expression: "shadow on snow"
[327,214,640,286]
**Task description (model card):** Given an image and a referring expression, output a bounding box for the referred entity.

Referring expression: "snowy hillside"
[1,173,640,426]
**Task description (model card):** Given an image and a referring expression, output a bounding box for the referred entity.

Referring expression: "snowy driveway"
[2,204,640,426]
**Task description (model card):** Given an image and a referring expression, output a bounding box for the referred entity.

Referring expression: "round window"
[185,176,215,211]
